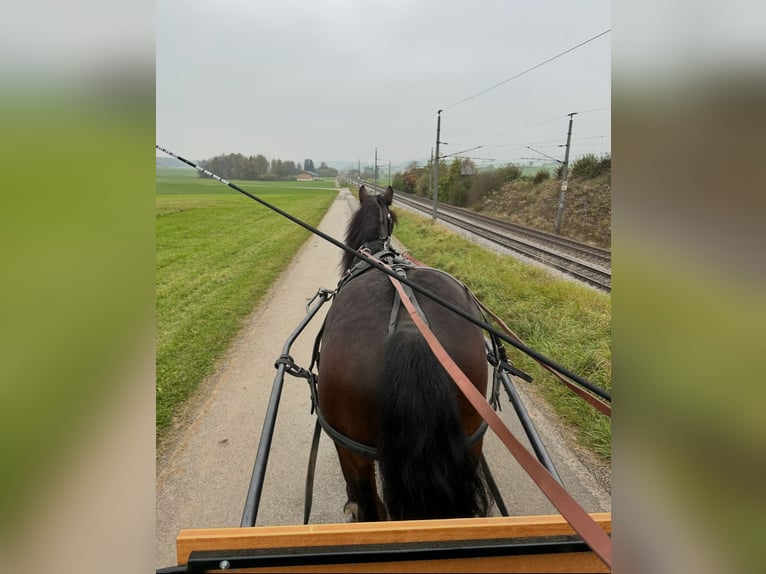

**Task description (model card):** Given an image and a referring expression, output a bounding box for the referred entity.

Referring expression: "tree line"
[391,154,610,208]
[198,153,338,180]
[391,158,523,207]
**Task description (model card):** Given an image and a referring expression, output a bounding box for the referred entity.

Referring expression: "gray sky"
[157,0,611,170]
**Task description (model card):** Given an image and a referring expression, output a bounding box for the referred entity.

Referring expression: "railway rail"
[344,177,611,292]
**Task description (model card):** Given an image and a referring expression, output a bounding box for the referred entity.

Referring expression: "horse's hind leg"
[336,448,385,522]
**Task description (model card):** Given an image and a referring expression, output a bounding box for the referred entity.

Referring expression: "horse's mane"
[341,195,397,273]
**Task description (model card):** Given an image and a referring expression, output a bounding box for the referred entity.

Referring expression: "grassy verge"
[393,211,611,460]
[156,171,336,442]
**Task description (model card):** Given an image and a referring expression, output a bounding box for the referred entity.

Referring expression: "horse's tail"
[378,327,488,520]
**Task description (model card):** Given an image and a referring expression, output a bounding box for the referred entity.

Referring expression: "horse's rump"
[317,266,489,520]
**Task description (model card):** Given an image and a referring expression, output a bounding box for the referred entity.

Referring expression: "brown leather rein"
[381,259,612,569]
[403,253,611,418]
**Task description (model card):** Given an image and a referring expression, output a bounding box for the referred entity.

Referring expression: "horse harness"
[274,197,539,529]
[283,194,519,461]
[300,243,500,461]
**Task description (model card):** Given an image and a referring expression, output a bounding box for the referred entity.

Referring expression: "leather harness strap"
[403,253,611,417]
[476,299,612,417]
[384,266,612,570]
[307,248,487,462]
[387,263,429,335]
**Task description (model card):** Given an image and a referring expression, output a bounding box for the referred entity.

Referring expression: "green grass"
[156,166,338,194]
[155,169,610,459]
[156,171,336,441]
[393,211,612,460]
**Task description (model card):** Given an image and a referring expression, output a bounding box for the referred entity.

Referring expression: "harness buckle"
[275,354,313,380]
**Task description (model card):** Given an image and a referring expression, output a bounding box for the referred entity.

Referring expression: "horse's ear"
[383,186,394,206]
[358,185,368,202]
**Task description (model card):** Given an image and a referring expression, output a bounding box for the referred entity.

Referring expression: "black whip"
[156,145,610,402]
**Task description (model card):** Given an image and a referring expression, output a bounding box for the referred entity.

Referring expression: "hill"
[476,172,611,249]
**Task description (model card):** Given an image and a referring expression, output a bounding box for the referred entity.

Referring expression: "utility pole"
[374,148,378,186]
[388,160,391,185]
[431,110,442,220]
[554,112,577,235]
[428,147,433,191]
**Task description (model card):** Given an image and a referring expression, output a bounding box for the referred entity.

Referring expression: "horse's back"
[321,266,486,374]
[317,267,487,442]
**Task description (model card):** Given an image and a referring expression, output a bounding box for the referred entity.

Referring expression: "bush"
[496,164,522,183]
[570,154,611,178]
[532,169,550,184]
[392,172,405,191]
[466,164,521,206]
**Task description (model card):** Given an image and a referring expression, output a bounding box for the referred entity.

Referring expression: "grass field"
[392,211,611,460]
[156,168,336,441]
[156,168,610,460]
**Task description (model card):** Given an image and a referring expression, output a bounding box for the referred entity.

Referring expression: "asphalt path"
[155,187,611,569]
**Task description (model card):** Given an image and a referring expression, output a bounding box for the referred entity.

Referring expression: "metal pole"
[498,370,563,484]
[554,112,576,235]
[241,290,332,527]
[428,148,433,192]
[431,110,442,220]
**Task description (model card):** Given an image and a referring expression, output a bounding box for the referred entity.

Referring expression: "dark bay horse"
[317,184,490,522]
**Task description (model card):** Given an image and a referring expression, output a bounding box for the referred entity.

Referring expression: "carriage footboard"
[174,513,611,573]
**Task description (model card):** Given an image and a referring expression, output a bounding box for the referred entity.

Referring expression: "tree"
[242,156,259,180]
[392,171,405,191]
[400,161,424,194]
[446,158,470,206]
[198,152,302,181]
[304,158,315,172]
[317,161,338,177]
[416,159,447,199]
[253,154,269,178]
[271,158,288,177]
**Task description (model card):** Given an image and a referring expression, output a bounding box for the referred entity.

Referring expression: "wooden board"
[176,513,611,572]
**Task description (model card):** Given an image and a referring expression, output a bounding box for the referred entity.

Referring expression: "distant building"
[460,163,477,176]
[296,171,320,181]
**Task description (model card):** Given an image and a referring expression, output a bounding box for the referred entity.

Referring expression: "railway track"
[343,177,611,292]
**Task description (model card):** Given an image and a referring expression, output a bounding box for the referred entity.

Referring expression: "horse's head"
[342,184,398,273]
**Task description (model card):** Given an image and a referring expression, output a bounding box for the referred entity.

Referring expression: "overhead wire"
[440,105,611,164]
[442,29,611,112]
[490,134,612,148]
[381,31,611,164]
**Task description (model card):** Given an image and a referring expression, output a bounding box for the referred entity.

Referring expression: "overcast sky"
[157,0,611,170]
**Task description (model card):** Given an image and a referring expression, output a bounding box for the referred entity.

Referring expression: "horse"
[316,184,490,522]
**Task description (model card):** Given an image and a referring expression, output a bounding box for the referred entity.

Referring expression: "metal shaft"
[240,290,331,526]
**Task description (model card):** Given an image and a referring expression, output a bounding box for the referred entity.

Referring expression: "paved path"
[156,188,610,569]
